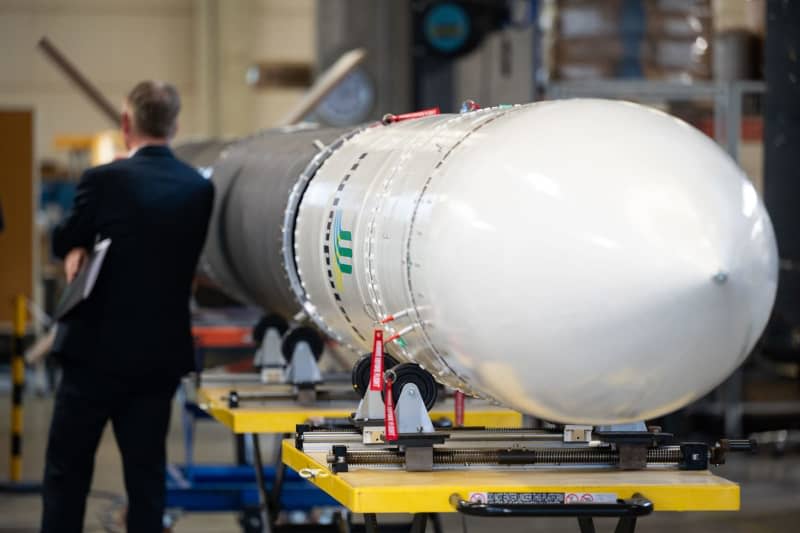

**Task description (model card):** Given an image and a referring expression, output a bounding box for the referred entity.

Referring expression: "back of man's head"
[126,81,180,139]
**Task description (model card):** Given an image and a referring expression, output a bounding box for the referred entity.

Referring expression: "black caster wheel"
[384,362,438,411]
[281,326,324,362]
[351,352,400,397]
[252,314,288,344]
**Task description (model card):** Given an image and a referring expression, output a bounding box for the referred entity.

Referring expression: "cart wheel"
[351,353,400,397]
[281,326,324,362]
[252,314,288,344]
[384,363,438,411]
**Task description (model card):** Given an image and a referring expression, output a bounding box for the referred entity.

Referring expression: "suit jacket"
[52,145,214,380]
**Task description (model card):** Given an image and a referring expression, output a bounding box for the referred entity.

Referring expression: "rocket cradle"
[183,99,778,425]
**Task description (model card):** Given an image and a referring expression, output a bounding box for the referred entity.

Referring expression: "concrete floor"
[1,391,800,532]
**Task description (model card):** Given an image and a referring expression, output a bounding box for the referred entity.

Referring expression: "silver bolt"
[712,271,729,284]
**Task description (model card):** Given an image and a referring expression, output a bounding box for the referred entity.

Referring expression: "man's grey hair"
[126,81,180,139]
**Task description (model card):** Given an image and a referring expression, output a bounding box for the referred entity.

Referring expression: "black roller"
[281,326,325,362]
[252,314,289,345]
[385,363,438,411]
[351,353,400,398]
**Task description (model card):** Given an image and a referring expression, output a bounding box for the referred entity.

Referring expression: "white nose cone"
[414,100,778,424]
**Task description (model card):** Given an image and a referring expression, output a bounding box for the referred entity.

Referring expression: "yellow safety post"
[0,294,38,494]
[10,293,26,482]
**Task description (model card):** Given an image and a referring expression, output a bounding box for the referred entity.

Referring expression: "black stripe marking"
[11,434,21,456]
[12,385,22,405]
[321,152,375,342]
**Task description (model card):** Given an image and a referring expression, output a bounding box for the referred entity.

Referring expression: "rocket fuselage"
[183,100,778,424]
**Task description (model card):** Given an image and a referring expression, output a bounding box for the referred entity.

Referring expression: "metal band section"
[282,128,362,316]
[181,127,349,318]
[293,107,520,397]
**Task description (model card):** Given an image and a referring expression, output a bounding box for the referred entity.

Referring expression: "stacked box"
[550,0,714,81]
[642,0,713,81]
[552,0,634,80]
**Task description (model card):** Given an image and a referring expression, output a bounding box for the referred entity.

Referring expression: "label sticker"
[466,492,619,506]
[569,493,618,504]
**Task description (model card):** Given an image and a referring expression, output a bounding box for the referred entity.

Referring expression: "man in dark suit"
[42,81,214,533]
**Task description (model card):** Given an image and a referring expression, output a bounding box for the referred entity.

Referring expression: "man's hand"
[65,247,88,282]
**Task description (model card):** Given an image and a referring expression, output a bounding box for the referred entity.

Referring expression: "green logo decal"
[333,210,352,290]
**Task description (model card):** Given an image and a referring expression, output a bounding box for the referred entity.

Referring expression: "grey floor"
[1,392,800,532]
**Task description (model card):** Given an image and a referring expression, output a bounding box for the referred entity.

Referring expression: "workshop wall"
[0,0,315,165]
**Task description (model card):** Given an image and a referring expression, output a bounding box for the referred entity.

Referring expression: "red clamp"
[382,107,440,125]
[369,329,384,392]
[384,375,398,442]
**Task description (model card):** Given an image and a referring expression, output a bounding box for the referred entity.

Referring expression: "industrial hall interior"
[1,0,799,532]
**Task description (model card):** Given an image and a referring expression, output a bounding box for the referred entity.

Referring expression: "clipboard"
[54,238,111,320]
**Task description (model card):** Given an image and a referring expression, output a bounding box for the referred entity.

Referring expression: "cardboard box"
[557,1,623,39]
[643,37,712,75]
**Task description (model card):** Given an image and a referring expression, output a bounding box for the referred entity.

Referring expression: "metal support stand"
[362,513,440,533]
[255,328,287,383]
[396,384,435,434]
[269,450,286,519]
[353,388,388,446]
[354,388,385,422]
[286,341,322,405]
[250,433,273,533]
[578,516,595,533]
[409,513,427,533]
[364,513,379,533]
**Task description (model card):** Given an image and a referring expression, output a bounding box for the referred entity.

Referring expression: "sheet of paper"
[83,238,111,298]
